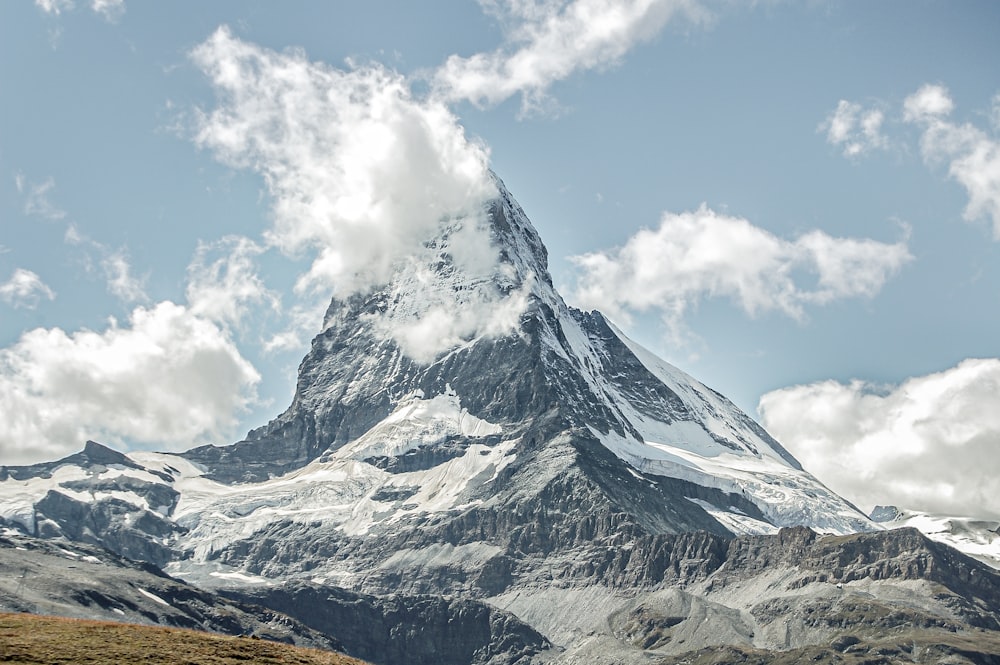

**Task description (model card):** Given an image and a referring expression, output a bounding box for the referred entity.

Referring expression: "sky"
[1,1,999,520]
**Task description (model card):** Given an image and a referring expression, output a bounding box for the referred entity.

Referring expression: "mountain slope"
[6,175,1000,663]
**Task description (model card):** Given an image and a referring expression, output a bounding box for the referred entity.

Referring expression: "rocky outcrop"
[0,533,342,651]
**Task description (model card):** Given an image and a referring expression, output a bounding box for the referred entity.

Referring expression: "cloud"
[903,84,1000,239]
[34,0,74,15]
[0,269,56,309]
[0,301,260,466]
[101,249,148,303]
[821,100,887,157]
[34,0,125,21]
[189,27,527,362]
[63,224,149,304]
[569,205,911,338]
[759,359,1000,519]
[902,83,954,122]
[90,0,124,21]
[434,0,705,114]
[16,175,66,220]
[186,235,279,330]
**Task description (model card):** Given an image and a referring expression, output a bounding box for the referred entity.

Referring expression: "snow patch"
[136,587,171,607]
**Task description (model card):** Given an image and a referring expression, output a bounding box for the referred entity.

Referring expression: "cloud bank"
[569,204,911,339]
[759,359,1000,520]
[0,301,260,466]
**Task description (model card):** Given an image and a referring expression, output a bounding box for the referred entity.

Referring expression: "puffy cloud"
[16,175,66,221]
[0,269,56,309]
[821,100,887,157]
[759,359,1000,519]
[903,84,1000,238]
[434,0,704,113]
[569,205,911,337]
[0,301,260,465]
[902,83,954,122]
[190,27,527,362]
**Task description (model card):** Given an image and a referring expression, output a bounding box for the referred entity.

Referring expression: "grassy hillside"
[0,612,367,664]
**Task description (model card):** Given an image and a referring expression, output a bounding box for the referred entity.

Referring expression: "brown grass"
[0,612,367,664]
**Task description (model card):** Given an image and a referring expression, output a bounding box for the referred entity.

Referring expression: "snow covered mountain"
[3,176,1000,663]
[871,505,1000,569]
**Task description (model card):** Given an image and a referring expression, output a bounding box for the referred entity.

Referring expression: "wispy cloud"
[759,359,1000,519]
[34,0,74,16]
[820,99,887,157]
[903,84,1000,239]
[569,204,911,341]
[16,174,67,220]
[434,0,706,115]
[0,269,56,309]
[35,0,125,22]
[90,0,124,22]
[65,224,148,304]
[186,235,280,330]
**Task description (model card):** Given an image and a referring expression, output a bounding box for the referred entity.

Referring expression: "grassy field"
[0,612,367,664]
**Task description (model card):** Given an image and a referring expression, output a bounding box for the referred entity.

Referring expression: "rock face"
[2,175,1000,662]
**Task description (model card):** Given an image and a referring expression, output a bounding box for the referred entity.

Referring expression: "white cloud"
[34,0,74,15]
[903,84,1000,239]
[0,301,260,466]
[759,359,1000,520]
[821,100,887,157]
[186,235,279,330]
[902,83,954,122]
[35,0,124,21]
[62,224,149,304]
[569,205,911,338]
[433,0,705,113]
[190,27,527,363]
[101,249,148,303]
[90,0,124,21]
[17,175,66,220]
[0,269,56,309]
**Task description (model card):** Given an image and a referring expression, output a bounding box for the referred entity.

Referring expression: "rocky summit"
[2,176,1000,664]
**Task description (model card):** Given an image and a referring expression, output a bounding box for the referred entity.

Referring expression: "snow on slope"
[546,308,873,535]
[872,506,1000,569]
[154,391,512,563]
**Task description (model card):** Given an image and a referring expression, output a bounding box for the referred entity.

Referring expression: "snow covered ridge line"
[871,505,1000,569]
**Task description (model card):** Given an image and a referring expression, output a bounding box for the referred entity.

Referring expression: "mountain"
[871,505,1000,569]
[2,175,1000,663]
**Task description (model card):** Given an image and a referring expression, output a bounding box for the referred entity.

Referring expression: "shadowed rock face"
[225,583,551,665]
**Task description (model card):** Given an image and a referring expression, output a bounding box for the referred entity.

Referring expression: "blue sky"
[1,1,999,518]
